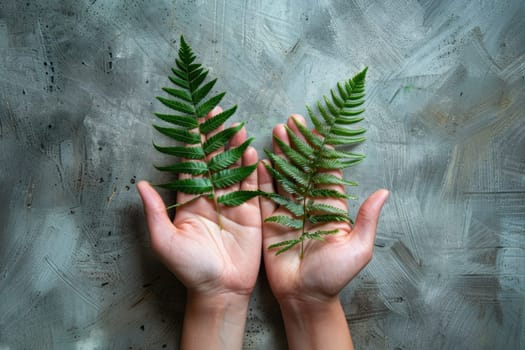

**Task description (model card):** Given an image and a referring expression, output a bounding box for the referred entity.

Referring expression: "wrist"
[181,291,250,350]
[278,296,354,350]
[186,289,251,316]
[278,295,342,322]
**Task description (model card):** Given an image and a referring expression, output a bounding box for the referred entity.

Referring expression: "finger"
[287,114,308,142]
[240,146,259,192]
[203,106,224,161]
[229,123,246,170]
[229,123,246,150]
[258,160,277,219]
[288,113,306,128]
[352,189,390,251]
[270,123,296,199]
[137,181,177,257]
[272,123,288,159]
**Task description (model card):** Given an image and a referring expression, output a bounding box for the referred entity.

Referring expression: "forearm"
[181,292,250,350]
[279,297,354,350]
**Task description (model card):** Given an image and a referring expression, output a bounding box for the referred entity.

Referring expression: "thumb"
[137,181,175,256]
[352,189,390,249]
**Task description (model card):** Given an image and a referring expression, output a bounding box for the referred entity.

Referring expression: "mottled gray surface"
[1,0,524,349]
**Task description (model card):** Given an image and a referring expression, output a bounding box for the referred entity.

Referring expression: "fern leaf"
[153,125,201,144]
[154,161,208,175]
[203,123,244,155]
[178,36,194,60]
[268,238,301,249]
[308,214,350,224]
[316,159,349,170]
[331,126,366,137]
[154,113,198,129]
[342,100,365,108]
[324,135,366,145]
[153,144,204,159]
[211,164,257,189]
[268,229,338,256]
[265,151,309,187]
[285,126,316,159]
[265,67,368,257]
[266,193,305,216]
[172,65,187,80]
[323,95,339,117]
[292,117,323,147]
[169,75,190,89]
[217,190,262,206]
[263,163,304,195]
[208,137,253,172]
[273,136,312,171]
[330,89,344,108]
[317,102,334,125]
[303,229,338,240]
[317,158,363,169]
[199,106,237,134]
[319,148,364,160]
[192,78,217,105]
[265,216,303,229]
[196,92,226,117]
[335,115,364,124]
[162,87,192,103]
[151,36,262,219]
[268,239,302,256]
[158,178,213,194]
[307,202,348,215]
[339,108,365,116]
[307,105,330,137]
[311,173,358,186]
[156,96,195,115]
[190,69,208,89]
[348,91,365,100]
[308,188,352,199]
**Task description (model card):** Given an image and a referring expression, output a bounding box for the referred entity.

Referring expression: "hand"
[258,115,389,349]
[137,106,261,350]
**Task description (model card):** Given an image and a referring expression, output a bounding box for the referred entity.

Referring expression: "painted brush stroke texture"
[0,0,523,349]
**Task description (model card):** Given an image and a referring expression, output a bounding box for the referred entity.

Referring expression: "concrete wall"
[1,0,523,348]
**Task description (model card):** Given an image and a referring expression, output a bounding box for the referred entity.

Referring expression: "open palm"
[138,107,261,297]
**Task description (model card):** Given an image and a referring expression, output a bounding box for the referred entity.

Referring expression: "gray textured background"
[1,0,524,349]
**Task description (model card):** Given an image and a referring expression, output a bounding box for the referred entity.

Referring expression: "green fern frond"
[152,36,260,222]
[265,68,368,257]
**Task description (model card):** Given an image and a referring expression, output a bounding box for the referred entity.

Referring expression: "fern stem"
[293,101,347,255]
[209,171,223,230]
[166,195,201,210]
[300,196,307,258]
